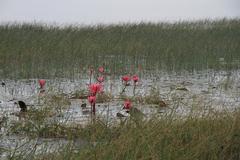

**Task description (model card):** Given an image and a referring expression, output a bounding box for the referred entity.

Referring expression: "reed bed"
[0,19,240,79]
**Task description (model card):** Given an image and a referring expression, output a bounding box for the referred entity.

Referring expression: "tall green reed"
[0,19,239,79]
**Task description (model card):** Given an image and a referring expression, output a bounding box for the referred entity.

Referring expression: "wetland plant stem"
[93,103,96,116]
[106,103,110,127]
[133,84,136,96]
[121,85,127,94]
[91,103,96,123]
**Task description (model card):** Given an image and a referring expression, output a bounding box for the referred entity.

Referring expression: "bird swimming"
[81,103,87,109]
[12,100,29,120]
[15,100,27,112]
[1,82,5,87]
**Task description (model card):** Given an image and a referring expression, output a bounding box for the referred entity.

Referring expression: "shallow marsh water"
[0,69,240,125]
[0,69,240,159]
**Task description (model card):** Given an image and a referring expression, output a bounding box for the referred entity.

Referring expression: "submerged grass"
[0,19,240,78]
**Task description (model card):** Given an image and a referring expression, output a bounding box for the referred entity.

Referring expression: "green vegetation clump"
[3,94,240,160]
[69,89,88,99]
[144,87,166,105]
[96,92,113,103]
[13,109,239,160]
[0,19,240,78]
[44,94,71,105]
[119,87,167,107]
[75,111,240,160]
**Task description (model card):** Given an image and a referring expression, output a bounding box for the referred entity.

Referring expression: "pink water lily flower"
[89,83,103,95]
[97,76,104,83]
[88,96,96,105]
[38,79,46,89]
[98,66,104,73]
[132,75,139,83]
[122,75,131,82]
[123,99,132,110]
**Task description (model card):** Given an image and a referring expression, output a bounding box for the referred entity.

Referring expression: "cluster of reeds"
[0,19,239,79]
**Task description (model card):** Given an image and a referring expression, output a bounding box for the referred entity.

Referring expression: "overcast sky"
[0,0,239,25]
